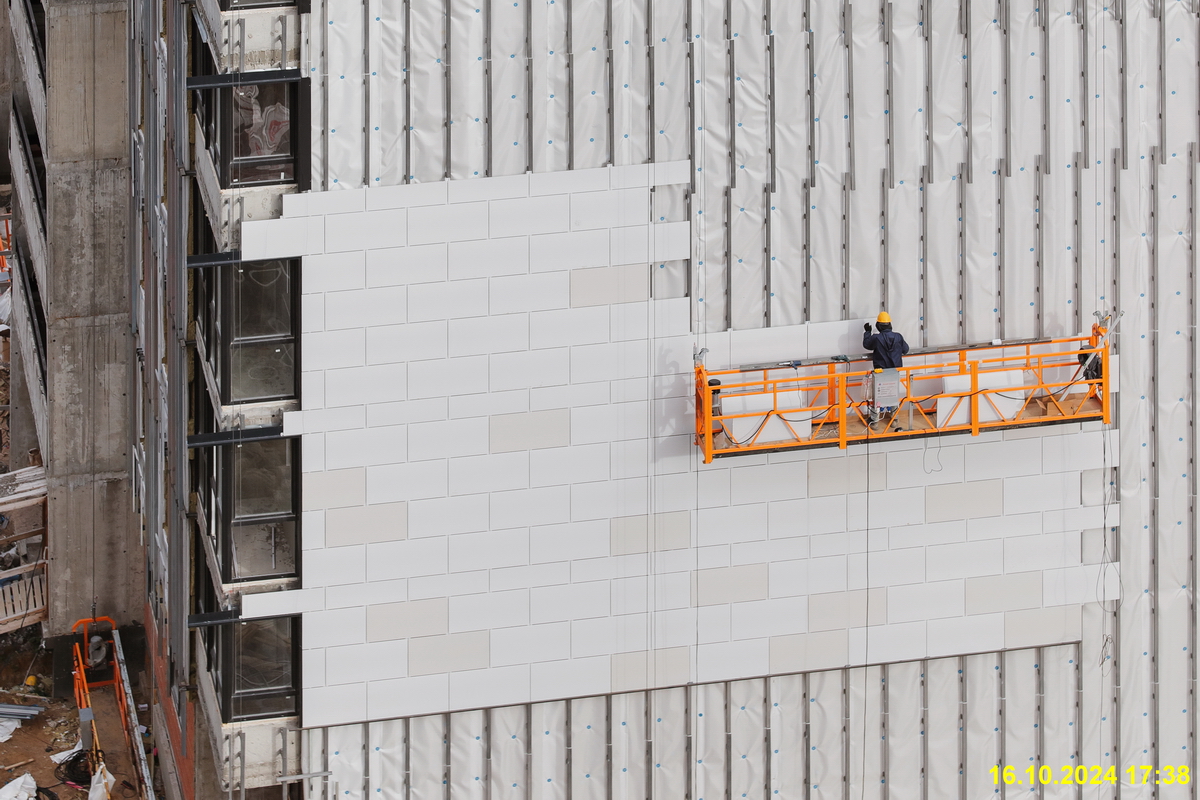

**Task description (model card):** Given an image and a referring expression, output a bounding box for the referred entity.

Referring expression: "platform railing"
[695,335,1110,463]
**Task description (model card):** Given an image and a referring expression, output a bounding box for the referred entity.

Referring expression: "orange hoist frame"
[695,335,1112,463]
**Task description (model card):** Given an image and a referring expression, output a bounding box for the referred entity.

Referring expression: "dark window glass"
[229,261,297,403]
[231,617,297,719]
[233,261,292,338]
[231,83,294,185]
[229,439,296,580]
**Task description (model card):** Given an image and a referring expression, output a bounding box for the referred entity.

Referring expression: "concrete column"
[42,0,140,635]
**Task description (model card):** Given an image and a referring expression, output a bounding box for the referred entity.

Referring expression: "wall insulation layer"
[229,0,1199,794]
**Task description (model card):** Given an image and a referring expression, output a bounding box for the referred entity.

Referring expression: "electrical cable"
[54,749,100,786]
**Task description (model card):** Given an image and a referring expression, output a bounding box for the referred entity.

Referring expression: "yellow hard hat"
[876,311,891,324]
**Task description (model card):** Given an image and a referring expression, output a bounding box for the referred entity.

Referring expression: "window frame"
[193,74,306,190]
[194,258,299,405]
[196,435,302,585]
[205,614,301,724]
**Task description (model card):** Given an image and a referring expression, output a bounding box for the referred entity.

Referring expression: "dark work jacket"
[863,329,910,369]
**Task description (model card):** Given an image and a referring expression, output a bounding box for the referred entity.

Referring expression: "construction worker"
[862,312,909,369]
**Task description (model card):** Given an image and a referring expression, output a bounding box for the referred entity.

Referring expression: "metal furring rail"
[695,330,1111,464]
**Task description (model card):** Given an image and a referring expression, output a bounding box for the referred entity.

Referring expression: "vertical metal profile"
[362,722,371,798]
[1080,149,1089,331]
[962,0,972,183]
[404,0,412,183]
[958,162,966,342]
[885,3,894,187]
[485,708,493,800]
[444,714,452,800]
[841,670,850,800]
[1040,1,1049,174]
[766,185,774,326]
[607,0,615,166]
[1001,0,1011,176]
[1158,0,1166,163]
[846,3,856,189]
[804,178,813,321]
[646,692,654,800]
[725,187,733,330]
[649,43,657,163]
[763,679,772,800]
[1113,149,1123,336]
[1035,155,1044,338]
[920,168,929,347]
[526,0,534,172]
[1080,0,1089,167]
[606,695,614,800]
[998,158,1007,339]
[364,0,372,186]
[768,33,778,191]
[404,718,413,800]
[728,39,737,189]
[525,705,533,800]
[1119,0,1128,168]
[808,0,817,184]
[880,170,889,311]
[803,673,812,800]
[1150,145,1162,800]
[920,664,929,800]
[565,702,573,800]
[923,0,932,182]
[444,0,452,180]
[1190,143,1199,798]
[685,687,693,800]
[1035,651,1044,800]
[958,658,967,800]
[842,175,850,319]
[689,40,697,193]
[881,666,890,798]
[485,0,493,176]
[567,0,575,171]
[1075,644,1084,800]
[998,654,1007,800]
[324,0,332,188]
[725,683,733,800]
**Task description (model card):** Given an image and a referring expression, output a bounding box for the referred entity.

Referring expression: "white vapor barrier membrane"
[411,716,448,800]
[925,659,960,800]
[695,0,731,332]
[964,653,999,800]
[1156,156,1193,778]
[1040,159,1075,339]
[1007,4,1043,171]
[924,177,961,347]
[451,711,487,800]
[307,650,1104,797]
[1002,168,1038,339]
[849,1,888,321]
[1040,646,1077,800]
[889,0,925,183]
[729,680,766,800]
[368,0,407,186]
[368,720,407,800]
[449,0,487,180]
[1002,649,1036,800]
[410,0,448,182]
[571,697,608,800]
[728,32,770,329]
[768,2,809,327]
[612,0,650,166]
[693,683,726,800]
[1080,603,1118,800]
[1046,4,1082,166]
[967,0,1002,181]
[847,666,882,800]
[887,181,923,337]
[573,49,613,169]
[1127,0,1160,157]
[490,1,530,177]
[612,693,648,800]
[929,0,965,182]
[770,675,805,800]
[652,689,687,800]
[1164,2,1198,156]
[304,728,326,800]
[491,705,529,800]
[808,178,843,324]
[886,662,922,798]
[653,41,691,162]
[809,670,843,800]
[328,724,366,799]
[962,175,999,343]
[531,703,568,800]
[531,0,569,174]
[326,3,366,188]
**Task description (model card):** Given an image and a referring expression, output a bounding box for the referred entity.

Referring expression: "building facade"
[115,0,1189,798]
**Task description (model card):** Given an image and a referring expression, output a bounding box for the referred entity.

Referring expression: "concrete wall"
[240,166,1121,729]
[41,0,139,635]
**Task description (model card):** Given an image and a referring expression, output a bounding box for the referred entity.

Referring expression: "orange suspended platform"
[695,331,1111,463]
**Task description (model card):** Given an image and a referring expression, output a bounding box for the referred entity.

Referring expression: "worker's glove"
[864,323,872,333]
